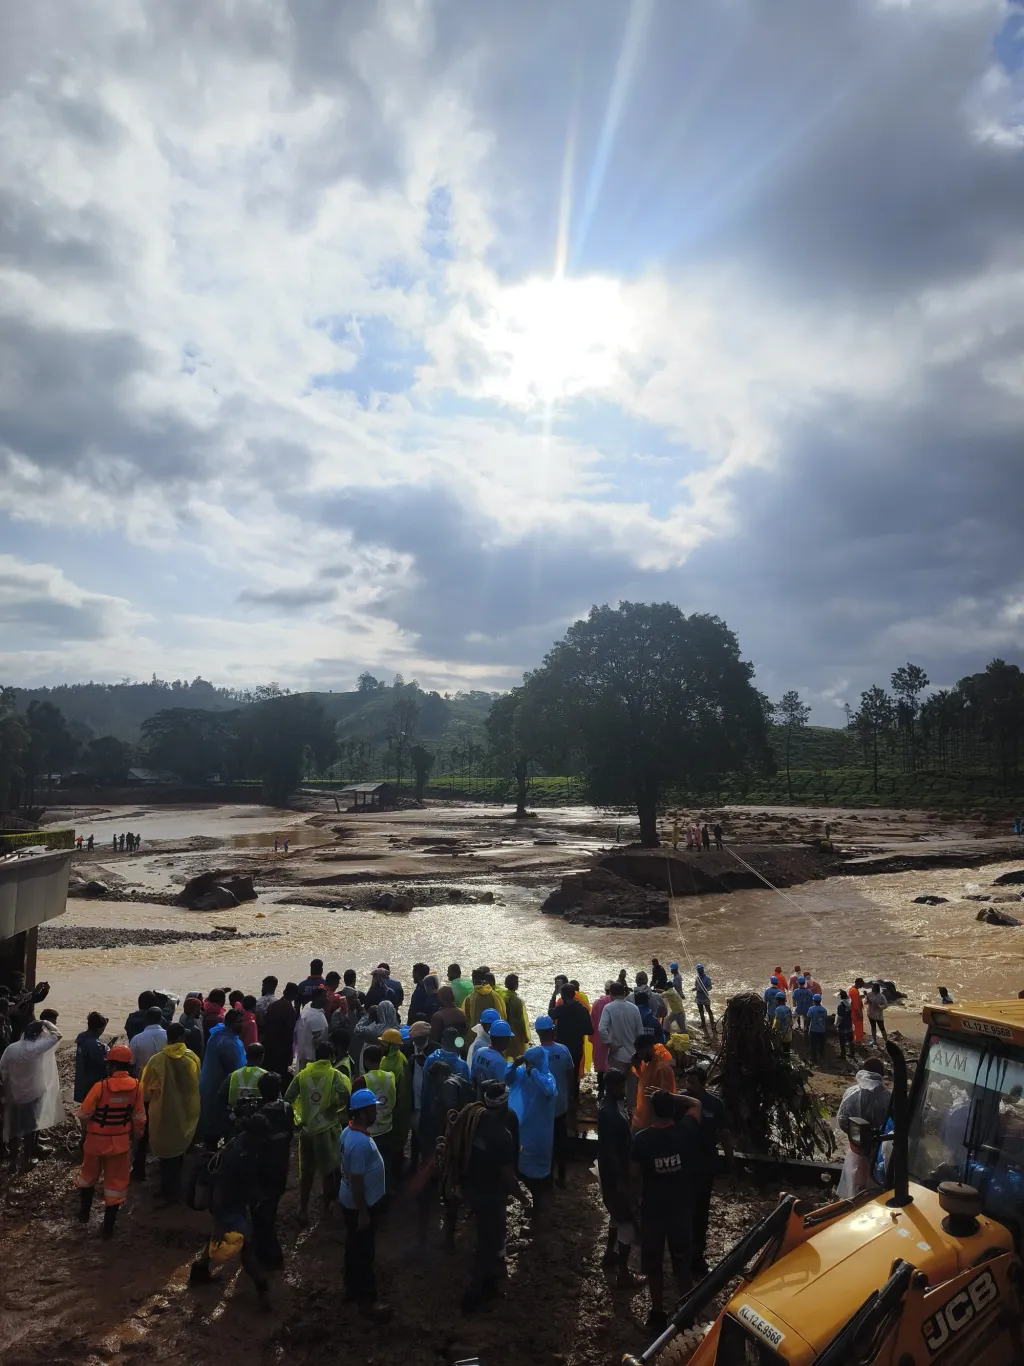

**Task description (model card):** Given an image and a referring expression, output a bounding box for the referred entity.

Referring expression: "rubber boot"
[78,1188,95,1223]
[102,1204,119,1240]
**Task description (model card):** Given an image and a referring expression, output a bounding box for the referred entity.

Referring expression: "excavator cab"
[624,998,1024,1366]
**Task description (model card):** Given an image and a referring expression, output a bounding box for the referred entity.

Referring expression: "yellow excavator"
[624,998,1024,1366]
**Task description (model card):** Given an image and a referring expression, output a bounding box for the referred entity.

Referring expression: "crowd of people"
[0,955,742,1330]
[0,950,939,1333]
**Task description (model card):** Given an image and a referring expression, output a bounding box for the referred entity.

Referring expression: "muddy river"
[35,804,1024,1037]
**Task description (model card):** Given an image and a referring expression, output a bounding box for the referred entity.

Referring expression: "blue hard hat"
[489,1020,513,1039]
[534,1014,554,1032]
[696,963,704,971]
[798,976,805,984]
[350,1088,378,1110]
[670,962,678,971]
[480,1008,501,1026]
[813,993,822,1002]
[776,991,786,1001]
[770,976,778,984]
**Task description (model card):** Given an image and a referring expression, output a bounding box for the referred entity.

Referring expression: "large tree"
[24,700,79,801]
[518,602,772,846]
[486,688,533,817]
[774,690,811,800]
[84,735,134,784]
[384,694,419,786]
[141,708,233,784]
[409,745,435,801]
[855,685,896,794]
[240,694,336,805]
[890,662,930,772]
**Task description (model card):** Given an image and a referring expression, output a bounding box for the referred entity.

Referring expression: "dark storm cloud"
[238,584,338,610]
[0,315,216,482]
[319,483,672,665]
[682,342,1024,697]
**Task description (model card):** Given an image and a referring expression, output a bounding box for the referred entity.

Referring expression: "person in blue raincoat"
[508,1045,557,1208]
[198,1009,246,1145]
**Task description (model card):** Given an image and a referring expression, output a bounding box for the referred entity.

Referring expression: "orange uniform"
[631,1044,676,1131]
[76,1072,146,1206]
[849,986,865,1044]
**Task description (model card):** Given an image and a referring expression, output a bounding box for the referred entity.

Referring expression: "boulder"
[913,895,948,905]
[965,894,992,902]
[68,879,109,898]
[993,868,1024,886]
[176,870,257,907]
[541,867,669,927]
[369,889,415,912]
[977,907,1022,927]
[190,885,240,912]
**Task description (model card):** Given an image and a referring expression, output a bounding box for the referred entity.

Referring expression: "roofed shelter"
[338,782,394,811]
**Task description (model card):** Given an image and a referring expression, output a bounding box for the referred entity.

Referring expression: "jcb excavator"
[625,998,1024,1366]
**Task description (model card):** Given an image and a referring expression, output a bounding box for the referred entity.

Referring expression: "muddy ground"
[0,1085,808,1366]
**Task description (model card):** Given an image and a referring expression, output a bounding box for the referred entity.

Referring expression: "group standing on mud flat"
[0,950,920,1332]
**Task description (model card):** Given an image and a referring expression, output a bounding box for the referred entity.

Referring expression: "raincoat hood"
[376,1001,399,1030]
[524,1045,549,1073]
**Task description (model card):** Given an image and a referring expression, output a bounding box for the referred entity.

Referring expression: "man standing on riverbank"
[849,978,866,1044]
[599,981,643,1075]
[866,983,888,1045]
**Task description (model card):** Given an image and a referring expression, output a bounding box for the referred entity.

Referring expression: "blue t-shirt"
[793,987,813,1016]
[764,984,780,1006]
[542,1042,576,1118]
[338,1126,387,1209]
[773,1003,793,1032]
[807,1003,828,1034]
[472,1047,511,1089]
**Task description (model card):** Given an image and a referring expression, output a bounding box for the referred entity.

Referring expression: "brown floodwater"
[39,854,1024,1040]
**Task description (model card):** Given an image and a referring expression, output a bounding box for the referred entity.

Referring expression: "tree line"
[0,687,336,809]
[774,659,1024,798]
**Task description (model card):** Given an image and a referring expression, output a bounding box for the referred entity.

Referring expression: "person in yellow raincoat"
[503,974,531,1057]
[571,980,594,1075]
[141,1022,201,1203]
[464,972,507,1028]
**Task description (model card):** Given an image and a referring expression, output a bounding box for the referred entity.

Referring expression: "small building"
[338,782,394,810]
[127,767,182,785]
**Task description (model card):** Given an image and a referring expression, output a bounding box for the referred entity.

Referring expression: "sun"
[477,274,631,408]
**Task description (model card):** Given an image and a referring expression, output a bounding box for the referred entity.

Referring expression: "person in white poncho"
[0,1015,63,1170]
[836,1056,891,1198]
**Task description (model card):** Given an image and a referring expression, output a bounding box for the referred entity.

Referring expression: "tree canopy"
[515,601,772,844]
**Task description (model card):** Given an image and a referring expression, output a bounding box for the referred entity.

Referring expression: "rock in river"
[913,895,948,905]
[976,906,1022,927]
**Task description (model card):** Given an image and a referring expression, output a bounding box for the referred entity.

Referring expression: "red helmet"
[108,1044,133,1064]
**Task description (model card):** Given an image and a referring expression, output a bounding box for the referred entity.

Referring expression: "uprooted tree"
[512,601,773,846]
[709,992,836,1158]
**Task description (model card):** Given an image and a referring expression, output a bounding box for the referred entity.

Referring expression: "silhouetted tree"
[518,602,771,846]
[774,690,811,800]
[409,745,434,801]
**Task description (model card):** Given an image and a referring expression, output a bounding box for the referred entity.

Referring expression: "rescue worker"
[220,1043,268,1125]
[849,978,866,1045]
[285,1040,351,1222]
[76,1043,146,1237]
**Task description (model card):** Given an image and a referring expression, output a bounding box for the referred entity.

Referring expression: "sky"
[1,0,1023,721]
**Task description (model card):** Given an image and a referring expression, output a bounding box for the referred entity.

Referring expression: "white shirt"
[598,998,643,1066]
[129,1023,167,1075]
[294,1006,329,1067]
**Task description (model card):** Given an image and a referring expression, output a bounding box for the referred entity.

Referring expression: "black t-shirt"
[631,1117,701,1212]
[692,1091,727,1175]
[550,999,593,1062]
[597,1098,633,1187]
[464,1109,519,1197]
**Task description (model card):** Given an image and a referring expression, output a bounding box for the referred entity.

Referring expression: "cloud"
[238,584,338,610]
[0,555,139,643]
[0,0,1021,714]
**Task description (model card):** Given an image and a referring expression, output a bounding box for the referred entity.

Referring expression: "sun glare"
[480,274,631,407]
